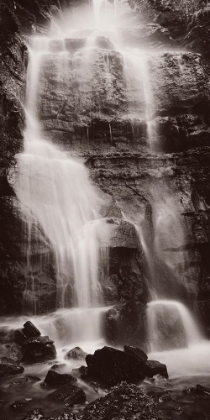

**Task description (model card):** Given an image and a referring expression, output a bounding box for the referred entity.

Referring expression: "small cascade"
[147,300,201,352]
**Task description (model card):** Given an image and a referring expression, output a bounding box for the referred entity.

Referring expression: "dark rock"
[86,346,146,386]
[65,347,87,361]
[11,399,26,411]
[146,360,168,379]
[23,409,46,420]
[51,363,66,371]
[105,301,147,349]
[22,336,56,363]
[48,383,86,406]
[191,384,210,396]
[23,321,41,338]
[14,328,28,345]
[44,369,77,388]
[124,345,148,362]
[79,365,89,378]
[0,357,24,378]
[82,383,159,420]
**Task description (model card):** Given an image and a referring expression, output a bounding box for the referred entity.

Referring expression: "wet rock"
[51,363,66,371]
[14,328,28,345]
[121,23,172,49]
[0,357,24,377]
[185,7,210,57]
[124,345,148,362]
[23,409,46,420]
[85,346,146,386]
[78,365,89,378]
[48,383,86,406]
[22,336,56,363]
[64,346,87,361]
[149,52,210,121]
[11,399,26,411]
[105,301,147,349]
[23,321,41,338]
[0,342,23,362]
[44,369,77,388]
[190,384,210,396]
[0,326,15,344]
[82,383,159,420]
[146,360,168,379]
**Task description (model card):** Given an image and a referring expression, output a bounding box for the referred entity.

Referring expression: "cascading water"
[14,33,111,343]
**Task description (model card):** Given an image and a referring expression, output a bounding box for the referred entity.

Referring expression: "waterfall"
[148,300,201,352]
[14,35,111,342]
[9,0,205,364]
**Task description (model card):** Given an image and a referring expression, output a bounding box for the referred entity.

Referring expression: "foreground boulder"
[65,346,87,360]
[86,346,146,386]
[48,383,86,406]
[124,345,148,363]
[0,357,24,378]
[44,369,77,388]
[22,336,56,363]
[82,383,160,420]
[146,360,168,379]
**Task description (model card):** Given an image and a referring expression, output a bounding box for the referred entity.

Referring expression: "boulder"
[23,321,41,338]
[105,301,147,349]
[82,383,159,420]
[22,336,56,363]
[85,346,146,386]
[64,346,87,361]
[0,357,24,378]
[48,383,86,406]
[44,369,77,388]
[124,345,148,362]
[146,360,168,379]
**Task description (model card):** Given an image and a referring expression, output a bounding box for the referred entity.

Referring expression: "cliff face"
[1,0,210,339]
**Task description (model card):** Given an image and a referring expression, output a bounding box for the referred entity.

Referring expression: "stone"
[105,301,147,349]
[64,346,87,360]
[11,399,26,411]
[85,346,146,386]
[48,383,86,406]
[14,328,28,345]
[44,369,77,388]
[23,321,41,338]
[0,342,23,362]
[82,383,159,420]
[22,336,56,363]
[124,345,148,362]
[146,360,168,379]
[0,357,24,378]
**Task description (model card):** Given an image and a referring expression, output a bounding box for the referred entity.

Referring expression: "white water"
[148,300,201,352]
[14,29,112,342]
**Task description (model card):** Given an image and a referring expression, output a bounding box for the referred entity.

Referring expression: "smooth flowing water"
[14,31,112,341]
